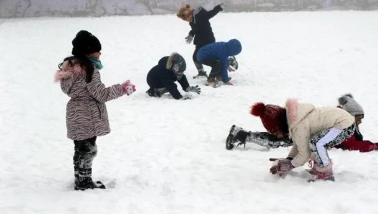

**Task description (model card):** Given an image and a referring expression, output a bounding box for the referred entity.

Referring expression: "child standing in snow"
[196,39,242,86]
[146,52,201,100]
[55,30,136,190]
[250,99,355,181]
[177,3,225,79]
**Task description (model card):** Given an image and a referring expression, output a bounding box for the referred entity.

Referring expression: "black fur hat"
[71,30,102,57]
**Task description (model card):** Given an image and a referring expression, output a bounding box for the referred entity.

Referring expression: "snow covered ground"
[1,11,378,214]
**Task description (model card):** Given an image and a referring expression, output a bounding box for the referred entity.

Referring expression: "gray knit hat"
[338,94,364,116]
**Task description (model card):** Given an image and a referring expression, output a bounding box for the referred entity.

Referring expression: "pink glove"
[121,80,136,96]
[269,158,295,175]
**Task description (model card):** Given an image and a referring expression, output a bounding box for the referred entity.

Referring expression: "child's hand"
[269,158,295,175]
[185,34,193,44]
[121,80,136,96]
[227,66,236,72]
[185,85,201,94]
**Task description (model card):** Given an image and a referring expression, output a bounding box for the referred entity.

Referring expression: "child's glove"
[185,85,201,94]
[269,158,295,175]
[185,34,193,44]
[121,80,136,96]
[219,3,226,10]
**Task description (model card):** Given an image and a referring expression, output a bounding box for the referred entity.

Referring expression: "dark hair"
[278,111,289,134]
[58,56,94,83]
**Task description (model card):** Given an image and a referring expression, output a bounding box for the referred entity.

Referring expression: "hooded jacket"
[196,39,242,83]
[146,53,190,99]
[55,60,125,140]
[285,99,354,166]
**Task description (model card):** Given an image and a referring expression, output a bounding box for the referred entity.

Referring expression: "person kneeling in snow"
[334,94,378,152]
[196,39,242,86]
[251,99,355,181]
[146,52,201,100]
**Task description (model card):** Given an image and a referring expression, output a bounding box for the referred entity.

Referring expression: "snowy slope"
[1,11,378,214]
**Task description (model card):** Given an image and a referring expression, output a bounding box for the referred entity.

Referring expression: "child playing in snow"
[196,39,242,86]
[335,94,378,152]
[227,93,378,153]
[177,3,225,79]
[55,30,136,191]
[146,52,201,100]
[250,99,355,181]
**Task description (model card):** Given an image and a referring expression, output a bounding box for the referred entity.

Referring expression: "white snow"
[1,11,378,214]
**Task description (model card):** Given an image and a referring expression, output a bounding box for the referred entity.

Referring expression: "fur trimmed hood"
[285,99,315,131]
[166,52,178,70]
[54,60,83,82]
[166,52,186,73]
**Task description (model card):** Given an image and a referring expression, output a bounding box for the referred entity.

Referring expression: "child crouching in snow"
[196,39,242,86]
[226,93,378,153]
[250,99,355,181]
[55,30,136,190]
[146,52,201,100]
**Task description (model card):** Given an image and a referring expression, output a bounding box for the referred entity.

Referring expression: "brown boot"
[207,77,217,83]
[206,77,221,88]
[216,75,232,82]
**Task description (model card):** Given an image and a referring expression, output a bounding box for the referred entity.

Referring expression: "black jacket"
[189,5,222,47]
[146,57,190,100]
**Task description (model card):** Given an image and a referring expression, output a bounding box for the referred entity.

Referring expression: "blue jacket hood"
[226,39,242,56]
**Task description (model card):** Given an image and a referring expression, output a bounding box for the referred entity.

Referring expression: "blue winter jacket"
[146,56,190,100]
[196,39,242,83]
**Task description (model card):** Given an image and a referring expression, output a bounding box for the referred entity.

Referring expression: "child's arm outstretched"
[87,70,134,102]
